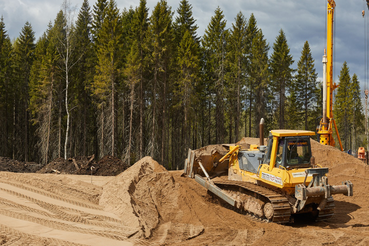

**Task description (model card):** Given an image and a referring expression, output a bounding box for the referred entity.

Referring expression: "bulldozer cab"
[264,132,312,170]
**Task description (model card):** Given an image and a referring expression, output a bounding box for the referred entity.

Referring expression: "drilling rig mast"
[317,0,344,151]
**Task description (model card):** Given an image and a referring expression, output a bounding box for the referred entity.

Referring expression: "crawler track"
[213,180,291,224]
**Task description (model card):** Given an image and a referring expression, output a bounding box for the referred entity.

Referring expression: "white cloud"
[0,0,367,92]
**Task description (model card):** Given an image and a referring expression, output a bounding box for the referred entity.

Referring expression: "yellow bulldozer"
[183,120,353,223]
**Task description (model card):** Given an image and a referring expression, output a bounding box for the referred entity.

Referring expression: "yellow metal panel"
[268,136,279,170]
[270,130,315,137]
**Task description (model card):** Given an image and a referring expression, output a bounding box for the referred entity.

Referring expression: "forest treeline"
[0,0,364,168]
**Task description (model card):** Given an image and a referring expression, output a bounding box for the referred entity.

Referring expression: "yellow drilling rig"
[317,0,343,151]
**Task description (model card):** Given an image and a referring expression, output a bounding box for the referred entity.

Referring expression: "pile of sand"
[100,157,206,242]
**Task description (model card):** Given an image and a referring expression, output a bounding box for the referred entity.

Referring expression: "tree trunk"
[151,69,157,157]
[235,59,240,142]
[101,104,104,158]
[161,71,167,166]
[111,70,115,157]
[64,58,70,160]
[280,80,285,129]
[128,81,135,165]
[248,87,252,137]
[58,86,62,158]
[46,78,54,165]
[139,76,143,159]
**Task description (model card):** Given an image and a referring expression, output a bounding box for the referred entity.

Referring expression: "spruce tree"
[249,29,269,136]
[270,29,294,129]
[176,30,199,155]
[92,0,122,158]
[131,0,149,160]
[173,0,200,164]
[334,61,352,149]
[285,90,300,129]
[92,0,108,44]
[226,11,247,142]
[13,22,36,161]
[350,74,364,150]
[174,0,199,44]
[294,41,318,130]
[148,0,174,163]
[29,21,62,164]
[124,40,140,165]
[72,0,94,157]
[245,13,258,137]
[202,6,228,143]
[0,17,13,158]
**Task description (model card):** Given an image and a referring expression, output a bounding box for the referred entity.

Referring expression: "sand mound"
[100,156,260,244]
[311,140,369,179]
[100,157,175,238]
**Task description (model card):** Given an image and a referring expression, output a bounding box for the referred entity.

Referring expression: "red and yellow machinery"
[317,0,343,151]
[358,147,366,161]
[184,121,353,223]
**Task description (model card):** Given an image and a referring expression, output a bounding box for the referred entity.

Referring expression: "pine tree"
[91,0,108,44]
[131,0,149,160]
[270,29,294,129]
[249,29,269,136]
[245,13,258,137]
[202,6,228,143]
[124,40,140,165]
[334,61,352,149]
[294,41,318,130]
[13,22,36,161]
[174,0,199,44]
[71,0,94,157]
[350,74,364,151]
[29,22,62,164]
[0,17,13,158]
[92,0,122,158]
[226,11,247,142]
[285,90,300,129]
[173,0,200,165]
[148,0,174,163]
[176,30,199,155]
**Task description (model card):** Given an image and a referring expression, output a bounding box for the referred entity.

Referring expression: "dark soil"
[0,157,42,173]
[0,155,129,176]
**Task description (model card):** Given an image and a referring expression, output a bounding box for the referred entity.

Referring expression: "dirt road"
[0,172,137,245]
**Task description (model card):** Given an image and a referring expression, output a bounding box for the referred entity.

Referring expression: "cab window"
[285,138,311,167]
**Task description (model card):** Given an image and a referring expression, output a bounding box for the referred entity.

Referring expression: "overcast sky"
[1,0,369,96]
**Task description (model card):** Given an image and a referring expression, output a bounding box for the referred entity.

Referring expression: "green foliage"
[2,2,366,167]
[334,61,352,149]
[92,0,122,102]
[202,6,228,143]
[244,13,259,137]
[225,12,247,142]
[293,41,319,130]
[270,29,294,129]
[249,29,269,135]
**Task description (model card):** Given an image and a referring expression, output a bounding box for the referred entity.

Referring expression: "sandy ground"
[0,139,368,245]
